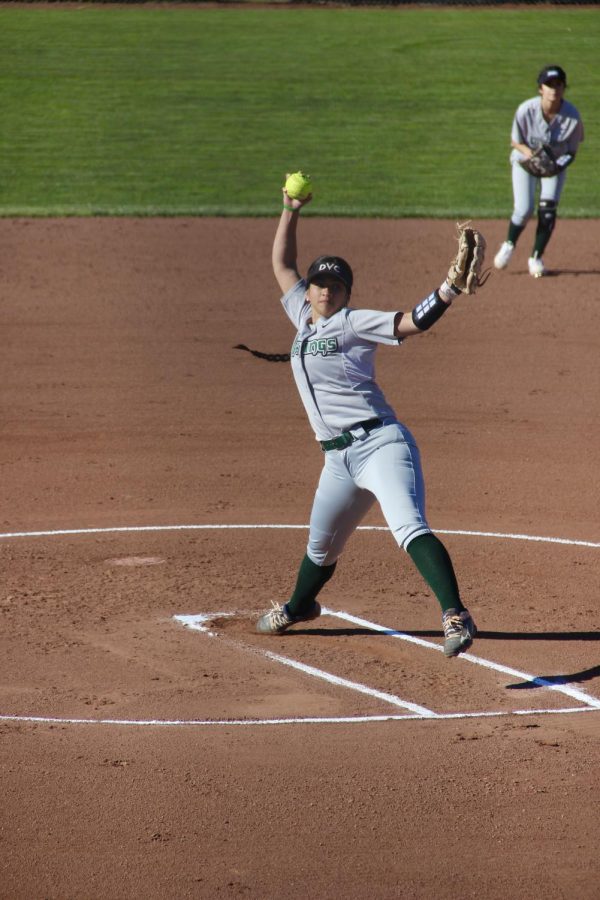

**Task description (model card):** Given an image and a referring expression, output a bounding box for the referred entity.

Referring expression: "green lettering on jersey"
[291,336,339,358]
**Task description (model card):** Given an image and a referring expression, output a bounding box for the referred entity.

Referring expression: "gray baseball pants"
[510,160,567,226]
[306,422,431,566]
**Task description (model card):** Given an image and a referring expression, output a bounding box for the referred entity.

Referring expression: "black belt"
[320,418,384,452]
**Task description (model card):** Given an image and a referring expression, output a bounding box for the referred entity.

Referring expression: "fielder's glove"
[518,144,563,178]
[446,223,489,294]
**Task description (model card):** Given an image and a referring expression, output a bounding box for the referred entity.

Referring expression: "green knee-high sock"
[407,533,464,614]
[286,554,336,617]
[507,221,525,246]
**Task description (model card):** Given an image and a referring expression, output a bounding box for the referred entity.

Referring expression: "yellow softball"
[285,171,313,200]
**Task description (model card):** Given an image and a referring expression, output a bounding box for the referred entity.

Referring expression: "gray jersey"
[510,96,584,164]
[282,279,400,441]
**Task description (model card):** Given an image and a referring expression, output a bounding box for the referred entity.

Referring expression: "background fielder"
[255,181,487,657]
[494,64,584,278]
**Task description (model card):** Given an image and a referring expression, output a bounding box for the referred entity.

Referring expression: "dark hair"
[234,343,289,362]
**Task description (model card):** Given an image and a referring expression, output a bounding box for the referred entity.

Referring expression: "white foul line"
[264,650,435,717]
[174,614,436,717]
[437,528,600,549]
[0,523,597,728]
[3,603,596,729]
[0,707,597,728]
[176,608,600,716]
[323,608,600,710]
[0,523,597,548]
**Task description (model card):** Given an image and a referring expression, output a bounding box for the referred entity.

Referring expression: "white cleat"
[494,241,514,270]
[528,256,546,278]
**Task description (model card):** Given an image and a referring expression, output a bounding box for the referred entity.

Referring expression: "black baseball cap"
[537,65,567,86]
[306,256,353,293]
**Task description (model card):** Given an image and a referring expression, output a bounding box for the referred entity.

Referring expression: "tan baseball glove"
[447,222,488,294]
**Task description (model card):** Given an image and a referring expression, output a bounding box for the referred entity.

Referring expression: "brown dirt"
[0,217,599,899]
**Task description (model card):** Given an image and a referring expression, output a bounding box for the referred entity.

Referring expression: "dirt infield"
[1,217,599,898]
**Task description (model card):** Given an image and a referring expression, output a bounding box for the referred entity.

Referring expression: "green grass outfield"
[0,5,597,217]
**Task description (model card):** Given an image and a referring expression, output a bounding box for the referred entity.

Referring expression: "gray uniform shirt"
[510,96,584,164]
[282,279,400,441]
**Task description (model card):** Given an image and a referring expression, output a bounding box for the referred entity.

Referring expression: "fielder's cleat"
[255,601,321,635]
[528,256,546,278]
[493,241,514,270]
[442,608,477,657]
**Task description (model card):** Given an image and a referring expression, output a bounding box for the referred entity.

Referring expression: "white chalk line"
[325,609,600,710]
[0,523,598,548]
[1,523,598,728]
[175,613,435,716]
[6,601,595,730]
[0,707,597,728]
[175,609,600,719]
[271,651,435,717]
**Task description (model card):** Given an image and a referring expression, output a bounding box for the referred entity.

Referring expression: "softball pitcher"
[494,64,584,278]
[255,183,487,658]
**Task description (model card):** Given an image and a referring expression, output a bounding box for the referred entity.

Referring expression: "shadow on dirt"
[506,664,600,688]
[506,269,600,277]
[287,627,600,641]
[285,627,600,688]
[549,268,600,276]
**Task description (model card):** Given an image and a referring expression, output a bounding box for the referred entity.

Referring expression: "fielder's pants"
[511,160,567,226]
